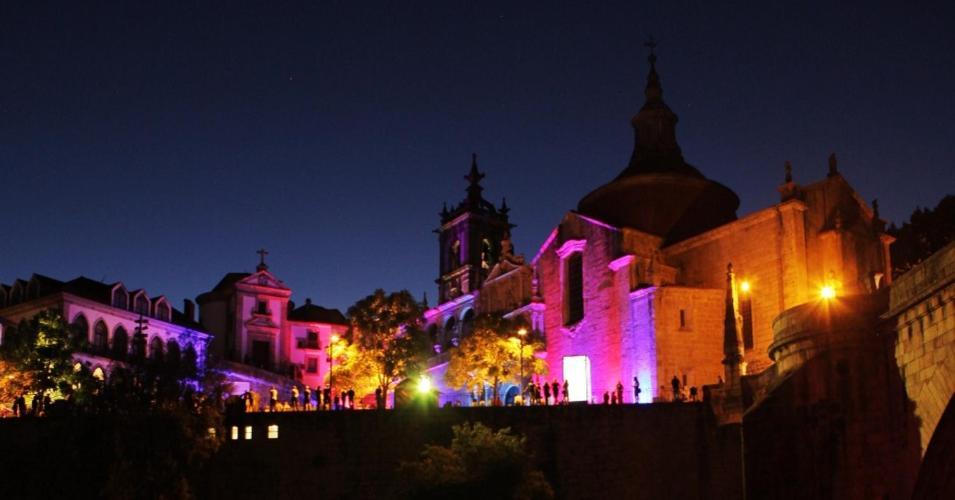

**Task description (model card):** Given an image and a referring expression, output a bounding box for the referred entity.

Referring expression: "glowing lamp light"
[740,281,751,293]
[417,375,432,394]
[330,334,340,343]
[517,328,527,337]
[820,285,836,300]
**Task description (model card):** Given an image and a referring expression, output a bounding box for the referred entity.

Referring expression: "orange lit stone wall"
[888,241,955,455]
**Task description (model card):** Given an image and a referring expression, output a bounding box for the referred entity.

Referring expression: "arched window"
[93,321,109,352]
[449,239,461,269]
[155,302,170,322]
[149,336,164,361]
[181,344,198,378]
[135,295,150,315]
[481,239,493,270]
[112,287,128,309]
[112,326,129,360]
[166,340,181,373]
[130,332,147,362]
[461,309,475,337]
[444,317,457,350]
[70,314,89,347]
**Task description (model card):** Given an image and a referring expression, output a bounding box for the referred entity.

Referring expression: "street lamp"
[517,328,527,406]
[327,334,340,395]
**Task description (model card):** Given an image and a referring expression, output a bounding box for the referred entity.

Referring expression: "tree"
[397,422,554,500]
[325,341,379,401]
[0,309,93,405]
[889,194,955,277]
[445,314,546,405]
[346,289,431,407]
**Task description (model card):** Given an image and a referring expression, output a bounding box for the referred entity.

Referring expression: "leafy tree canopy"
[445,314,546,405]
[397,422,554,500]
[346,289,432,406]
[889,194,955,277]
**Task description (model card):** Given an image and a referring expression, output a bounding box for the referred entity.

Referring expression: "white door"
[563,356,592,403]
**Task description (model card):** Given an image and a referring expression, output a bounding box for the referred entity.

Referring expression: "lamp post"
[327,334,339,395]
[518,328,527,405]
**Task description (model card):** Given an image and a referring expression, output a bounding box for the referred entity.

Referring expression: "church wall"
[653,287,725,398]
[540,214,626,403]
[664,207,800,373]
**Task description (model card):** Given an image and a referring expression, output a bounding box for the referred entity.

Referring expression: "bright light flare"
[740,281,751,293]
[820,285,836,300]
[517,328,527,337]
[417,375,432,394]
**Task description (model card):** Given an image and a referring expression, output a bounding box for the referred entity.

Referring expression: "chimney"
[183,299,195,322]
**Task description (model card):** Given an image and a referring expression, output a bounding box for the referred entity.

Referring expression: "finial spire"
[256,248,269,272]
[827,153,839,177]
[872,198,880,219]
[642,35,662,102]
[465,153,486,205]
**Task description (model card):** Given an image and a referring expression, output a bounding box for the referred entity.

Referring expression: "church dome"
[577,48,739,244]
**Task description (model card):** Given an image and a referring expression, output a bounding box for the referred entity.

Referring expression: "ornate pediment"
[237,270,290,291]
[245,315,279,331]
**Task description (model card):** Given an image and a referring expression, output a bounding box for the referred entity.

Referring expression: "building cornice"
[663,199,808,256]
[556,239,587,259]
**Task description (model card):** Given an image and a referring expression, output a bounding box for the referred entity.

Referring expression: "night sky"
[2,2,953,313]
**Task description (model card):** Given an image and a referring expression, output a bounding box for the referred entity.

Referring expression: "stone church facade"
[425,50,893,404]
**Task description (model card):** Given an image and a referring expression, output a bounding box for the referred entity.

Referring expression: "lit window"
[267,424,279,439]
[92,367,105,381]
[230,426,239,440]
[207,427,216,438]
[244,425,252,440]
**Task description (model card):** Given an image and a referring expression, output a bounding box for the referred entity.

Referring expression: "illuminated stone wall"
[888,241,955,455]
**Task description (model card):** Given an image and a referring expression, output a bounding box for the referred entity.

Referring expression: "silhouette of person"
[633,377,641,402]
[611,392,617,405]
[603,391,610,405]
[347,389,355,409]
[543,381,551,405]
[562,380,569,403]
[689,386,698,401]
[375,387,383,409]
[551,380,560,404]
[269,386,278,412]
[290,386,300,411]
[671,376,680,402]
[615,381,624,405]
[304,386,312,410]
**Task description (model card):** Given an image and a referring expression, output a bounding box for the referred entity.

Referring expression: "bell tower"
[436,154,513,303]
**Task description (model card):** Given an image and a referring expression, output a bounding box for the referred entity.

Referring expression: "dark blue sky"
[2,2,953,313]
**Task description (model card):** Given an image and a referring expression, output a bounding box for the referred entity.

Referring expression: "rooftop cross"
[256,248,269,272]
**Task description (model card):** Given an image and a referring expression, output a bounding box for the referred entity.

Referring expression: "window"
[155,303,170,322]
[564,253,584,325]
[135,295,149,315]
[244,425,252,440]
[679,309,687,329]
[306,331,320,349]
[481,238,493,270]
[112,326,129,359]
[70,315,89,346]
[741,295,754,350]
[449,239,461,269]
[207,428,217,438]
[92,367,105,381]
[267,424,279,439]
[150,336,165,361]
[256,300,268,315]
[231,426,239,440]
[93,321,109,351]
[306,357,318,374]
[112,288,128,309]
